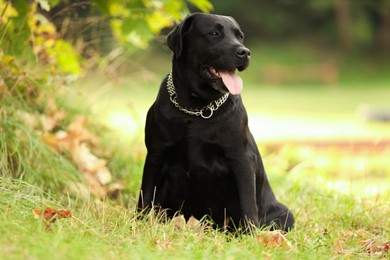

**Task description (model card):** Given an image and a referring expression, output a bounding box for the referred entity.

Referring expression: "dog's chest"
[163,121,231,177]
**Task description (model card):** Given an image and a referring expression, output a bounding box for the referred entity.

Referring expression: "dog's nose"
[236,46,251,57]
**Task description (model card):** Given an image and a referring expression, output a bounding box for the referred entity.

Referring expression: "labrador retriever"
[138,13,294,232]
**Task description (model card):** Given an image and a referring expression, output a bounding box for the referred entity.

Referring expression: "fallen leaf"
[16,97,115,198]
[40,114,58,132]
[173,215,186,230]
[72,143,112,187]
[106,182,125,198]
[67,116,98,145]
[33,207,72,222]
[33,207,72,231]
[333,230,387,255]
[54,130,79,151]
[360,239,390,255]
[40,133,60,150]
[72,143,104,171]
[172,215,204,233]
[334,238,346,254]
[258,231,292,250]
[152,238,172,250]
[82,171,107,197]
[187,216,201,231]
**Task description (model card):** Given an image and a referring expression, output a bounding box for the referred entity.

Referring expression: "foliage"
[0,51,84,196]
[92,0,212,49]
[0,1,81,74]
[0,0,213,75]
[0,49,136,202]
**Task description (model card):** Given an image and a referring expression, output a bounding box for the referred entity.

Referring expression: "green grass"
[1,149,389,259]
[1,173,389,259]
[1,42,390,259]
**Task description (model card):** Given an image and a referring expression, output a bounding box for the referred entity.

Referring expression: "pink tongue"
[219,70,243,95]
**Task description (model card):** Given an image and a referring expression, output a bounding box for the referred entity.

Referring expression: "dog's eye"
[209,31,220,36]
[239,33,244,40]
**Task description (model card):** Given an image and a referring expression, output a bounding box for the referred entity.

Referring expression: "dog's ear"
[167,14,196,59]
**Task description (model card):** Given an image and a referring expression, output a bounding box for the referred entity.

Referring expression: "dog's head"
[167,13,250,97]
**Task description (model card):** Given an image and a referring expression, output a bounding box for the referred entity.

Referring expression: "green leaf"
[90,0,111,15]
[163,0,187,20]
[116,18,153,49]
[48,40,82,75]
[147,10,174,33]
[188,0,213,13]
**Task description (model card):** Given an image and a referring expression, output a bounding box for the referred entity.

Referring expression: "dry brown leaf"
[171,215,205,235]
[67,116,98,145]
[33,207,72,231]
[95,167,112,185]
[33,207,72,222]
[333,230,389,255]
[71,143,104,171]
[82,171,107,197]
[50,128,112,197]
[106,182,125,198]
[334,239,344,254]
[152,238,172,250]
[173,215,186,230]
[40,115,57,132]
[359,239,390,255]
[72,143,112,187]
[51,116,98,151]
[40,133,60,150]
[187,216,201,231]
[258,231,292,250]
[17,97,115,198]
[56,128,112,197]
[55,130,79,151]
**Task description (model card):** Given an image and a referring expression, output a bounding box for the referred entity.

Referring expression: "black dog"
[138,13,294,232]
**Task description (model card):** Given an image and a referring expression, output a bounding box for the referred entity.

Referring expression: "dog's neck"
[167,71,229,119]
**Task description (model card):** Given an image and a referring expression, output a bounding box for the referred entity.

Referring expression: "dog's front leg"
[137,106,166,212]
[232,162,260,228]
[137,153,161,210]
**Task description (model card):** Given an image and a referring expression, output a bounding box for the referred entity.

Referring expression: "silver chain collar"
[166,71,229,119]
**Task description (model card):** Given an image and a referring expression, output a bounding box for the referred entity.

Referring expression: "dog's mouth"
[202,66,244,95]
